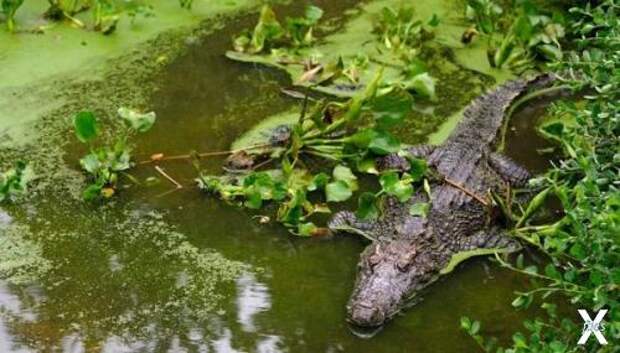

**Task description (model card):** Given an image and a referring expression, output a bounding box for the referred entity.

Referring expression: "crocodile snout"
[348,302,385,327]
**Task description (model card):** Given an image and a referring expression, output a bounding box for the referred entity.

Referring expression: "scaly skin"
[329,75,556,328]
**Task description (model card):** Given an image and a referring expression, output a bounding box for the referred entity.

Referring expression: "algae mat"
[230,0,515,150]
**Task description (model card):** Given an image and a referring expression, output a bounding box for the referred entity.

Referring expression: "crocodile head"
[347,238,437,328]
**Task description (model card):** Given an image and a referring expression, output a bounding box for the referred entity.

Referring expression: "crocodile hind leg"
[489,153,531,186]
[441,228,521,274]
[460,228,521,251]
[377,145,436,172]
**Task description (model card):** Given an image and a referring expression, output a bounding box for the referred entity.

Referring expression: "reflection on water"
[236,273,271,334]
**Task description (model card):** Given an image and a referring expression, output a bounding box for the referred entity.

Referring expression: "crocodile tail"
[445,74,556,149]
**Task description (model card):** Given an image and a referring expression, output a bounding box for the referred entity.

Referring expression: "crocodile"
[328,75,556,328]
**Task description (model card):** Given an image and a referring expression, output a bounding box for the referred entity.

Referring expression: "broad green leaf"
[333,165,358,191]
[118,107,157,133]
[326,180,353,202]
[305,5,323,23]
[369,130,401,155]
[278,190,305,225]
[308,172,329,191]
[371,88,413,128]
[297,222,318,237]
[83,183,103,201]
[73,111,98,143]
[405,157,427,181]
[357,192,379,220]
[80,153,101,174]
[244,191,263,209]
[356,158,379,175]
[406,73,436,100]
[346,128,376,149]
[251,5,284,53]
[380,171,413,202]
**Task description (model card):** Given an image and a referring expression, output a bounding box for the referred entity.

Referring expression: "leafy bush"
[462,1,620,352]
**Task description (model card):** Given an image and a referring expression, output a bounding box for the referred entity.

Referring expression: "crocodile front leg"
[489,152,531,186]
[328,211,381,241]
[377,145,436,172]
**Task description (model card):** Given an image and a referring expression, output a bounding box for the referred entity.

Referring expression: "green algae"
[0,1,256,343]
[0,0,271,147]
[0,223,52,285]
[226,0,510,149]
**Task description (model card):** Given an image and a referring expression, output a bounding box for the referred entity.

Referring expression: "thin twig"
[154,166,183,189]
[444,177,490,206]
[138,143,271,165]
[251,158,274,171]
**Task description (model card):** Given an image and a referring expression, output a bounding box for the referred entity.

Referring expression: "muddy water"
[0,2,557,353]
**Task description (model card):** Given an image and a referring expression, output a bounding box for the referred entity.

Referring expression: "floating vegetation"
[464,0,565,72]
[2,0,193,33]
[73,108,156,200]
[0,161,32,203]
[233,4,325,53]
[0,223,52,285]
[195,69,436,236]
[227,3,437,98]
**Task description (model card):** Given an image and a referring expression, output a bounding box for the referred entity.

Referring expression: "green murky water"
[0,1,559,352]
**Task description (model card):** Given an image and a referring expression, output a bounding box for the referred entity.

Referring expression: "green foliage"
[74,111,99,143]
[73,107,156,200]
[233,5,324,54]
[374,5,438,52]
[197,68,435,236]
[0,0,174,35]
[379,171,414,202]
[464,1,620,352]
[464,0,566,71]
[1,0,24,32]
[465,0,503,35]
[0,161,32,203]
[325,165,358,202]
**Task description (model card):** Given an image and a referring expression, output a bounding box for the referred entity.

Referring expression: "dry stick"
[443,177,490,207]
[155,166,183,189]
[251,158,274,171]
[138,143,272,165]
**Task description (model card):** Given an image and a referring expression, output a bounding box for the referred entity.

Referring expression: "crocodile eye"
[368,253,382,267]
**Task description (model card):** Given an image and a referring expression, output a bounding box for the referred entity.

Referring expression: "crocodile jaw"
[347,239,426,328]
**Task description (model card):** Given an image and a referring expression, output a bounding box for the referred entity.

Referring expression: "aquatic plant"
[464,0,566,72]
[0,161,31,203]
[197,69,435,236]
[373,5,439,53]
[0,0,23,32]
[73,107,156,200]
[465,0,503,35]
[233,4,324,54]
[462,1,620,351]
[0,0,175,34]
